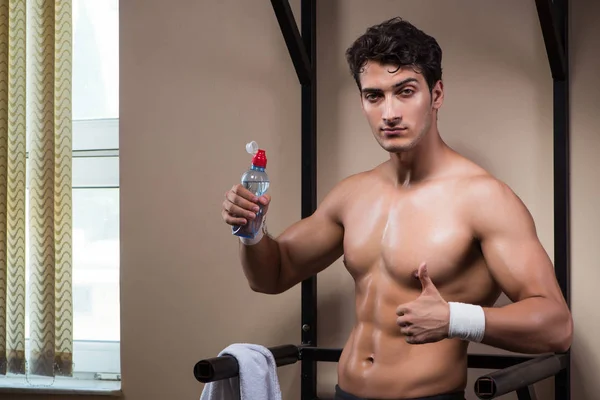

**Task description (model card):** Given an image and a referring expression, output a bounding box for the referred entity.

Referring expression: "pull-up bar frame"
[195,1,570,399]
[273,0,570,399]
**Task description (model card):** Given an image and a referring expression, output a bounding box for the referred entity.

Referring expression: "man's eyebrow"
[361,78,419,94]
[392,77,419,88]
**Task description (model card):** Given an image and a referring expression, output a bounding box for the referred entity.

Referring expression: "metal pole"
[300,0,318,399]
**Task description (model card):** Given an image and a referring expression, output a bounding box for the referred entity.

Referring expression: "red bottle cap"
[252,149,267,168]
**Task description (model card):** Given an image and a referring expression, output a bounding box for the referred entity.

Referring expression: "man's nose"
[382,98,401,124]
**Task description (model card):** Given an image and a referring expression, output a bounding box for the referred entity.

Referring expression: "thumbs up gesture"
[396,262,451,344]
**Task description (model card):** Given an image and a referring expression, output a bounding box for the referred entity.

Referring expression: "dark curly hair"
[345,17,442,92]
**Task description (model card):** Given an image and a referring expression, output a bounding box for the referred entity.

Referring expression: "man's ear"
[431,80,444,110]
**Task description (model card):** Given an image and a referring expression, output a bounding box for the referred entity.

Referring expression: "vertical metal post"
[552,0,570,321]
[300,0,318,399]
[553,1,570,399]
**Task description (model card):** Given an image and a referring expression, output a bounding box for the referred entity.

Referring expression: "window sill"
[0,376,122,396]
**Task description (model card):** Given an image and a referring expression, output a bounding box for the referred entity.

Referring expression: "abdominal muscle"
[336,268,469,399]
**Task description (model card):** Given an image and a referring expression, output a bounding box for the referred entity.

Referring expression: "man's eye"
[400,89,414,96]
[365,94,379,101]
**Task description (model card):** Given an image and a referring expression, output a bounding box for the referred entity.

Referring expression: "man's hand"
[222,183,271,227]
[396,263,450,344]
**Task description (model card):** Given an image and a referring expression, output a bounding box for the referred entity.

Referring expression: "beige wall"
[569,0,600,397]
[13,0,599,399]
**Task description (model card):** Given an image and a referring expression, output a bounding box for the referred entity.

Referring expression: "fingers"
[257,194,271,215]
[405,335,421,344]
[221,208,247,226]
[231,184,259,202]
[222,202,251,226]
[223,196,257,220]
[400,324,413,336]
[398,324,422,344]
[396,309,424,344]
[396,304,409,316]
[396,310,418,340]
[397,317,411,329]
[258,194,271,206]
[418,262,433,290]
[227,185,261,210]
[222,184,264,226]
[404,334,436,345]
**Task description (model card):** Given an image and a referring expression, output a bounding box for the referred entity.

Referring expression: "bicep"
[480,225,560,303]
[276,210,344,287]
[273,181,350,292]
[473,182,564,304]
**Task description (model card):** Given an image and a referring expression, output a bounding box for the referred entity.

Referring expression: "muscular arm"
[240,178,350,294]
[469,178,573,354]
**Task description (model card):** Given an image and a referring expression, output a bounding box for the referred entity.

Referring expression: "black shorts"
[334,384,465,400]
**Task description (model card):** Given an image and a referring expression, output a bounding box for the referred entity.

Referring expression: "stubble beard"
[378,113,432,154]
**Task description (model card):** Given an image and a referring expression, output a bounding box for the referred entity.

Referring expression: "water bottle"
[232,141,270,239]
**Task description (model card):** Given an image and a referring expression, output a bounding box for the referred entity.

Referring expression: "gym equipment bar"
[193,344,538,383]
[195,1,571,399]
[193,344,300,383]
[474,354,569,399]
[194,345,567,400]
[535,0,567,80]
[270,0,311,86]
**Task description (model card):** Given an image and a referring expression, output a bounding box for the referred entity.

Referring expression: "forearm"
[239,234,283,294]
[480,297,573,354]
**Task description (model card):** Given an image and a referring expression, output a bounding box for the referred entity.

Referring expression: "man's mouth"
[381,128,407,136]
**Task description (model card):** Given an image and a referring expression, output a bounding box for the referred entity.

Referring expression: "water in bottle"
[232,141,270,239]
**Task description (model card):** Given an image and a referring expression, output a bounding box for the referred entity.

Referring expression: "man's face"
[358,61,443,153]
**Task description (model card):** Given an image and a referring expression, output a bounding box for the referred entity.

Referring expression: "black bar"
[270,0,312,86]
[474,354,568,399]
[301,347,342,362]
[300,0,318,399]
[535,0,567,80]
[555,362,570,400]
[193,344,299,383]
[299,0,317,220]
[554,68,571,400]
[551,0,571,319]
[554,81,570,305]
[551,0,570,399]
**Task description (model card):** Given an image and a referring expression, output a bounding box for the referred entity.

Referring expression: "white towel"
[200,343,283,400]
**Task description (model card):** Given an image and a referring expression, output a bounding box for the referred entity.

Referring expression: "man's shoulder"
[457,172,534,236]
[460,173,516,204]
[444,153,513,201]
[316,168,378,217]
[327,168,379,196]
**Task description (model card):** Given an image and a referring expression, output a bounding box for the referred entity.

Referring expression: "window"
[24,0,121,383]
[0,0,119,394]
[70,0,121,378]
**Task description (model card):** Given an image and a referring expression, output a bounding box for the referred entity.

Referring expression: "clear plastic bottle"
[232,141,270,239]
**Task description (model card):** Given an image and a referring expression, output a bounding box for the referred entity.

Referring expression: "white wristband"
[239,225,264,245]
[239,217,266,246]
[448,302,486,343]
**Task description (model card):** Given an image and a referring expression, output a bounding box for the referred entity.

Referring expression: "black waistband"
[334,385,465,400]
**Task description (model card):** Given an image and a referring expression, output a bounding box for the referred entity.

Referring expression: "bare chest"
[341,188,478,289]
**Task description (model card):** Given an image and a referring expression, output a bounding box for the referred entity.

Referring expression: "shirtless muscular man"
[221,17,573,400]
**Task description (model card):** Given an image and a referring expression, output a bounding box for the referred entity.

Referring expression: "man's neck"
[388,130,450,186]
